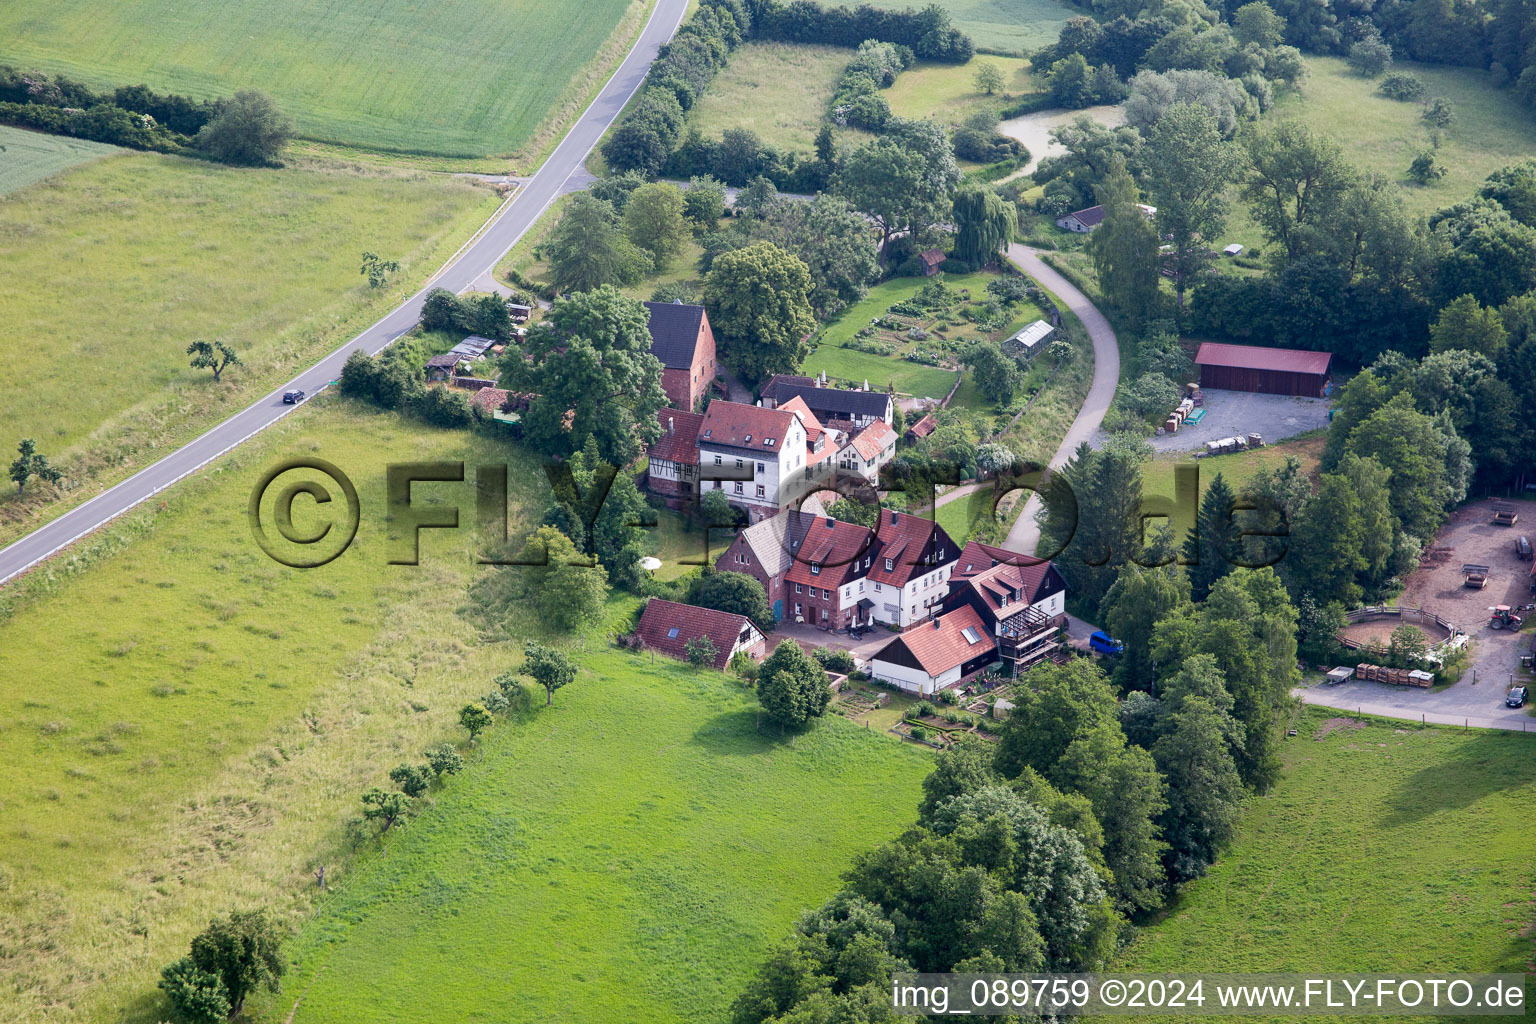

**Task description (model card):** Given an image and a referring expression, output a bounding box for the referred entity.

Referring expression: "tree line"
[0,66,292,164]
[602,0,971,187]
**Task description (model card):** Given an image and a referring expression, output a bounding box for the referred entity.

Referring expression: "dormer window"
[810,562,821,575]
[884,558,893,571]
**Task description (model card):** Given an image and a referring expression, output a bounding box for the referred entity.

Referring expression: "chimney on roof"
[890,511,899,525]
[863,379,869,392]
[668,416,675,435]
[933,617,941,629]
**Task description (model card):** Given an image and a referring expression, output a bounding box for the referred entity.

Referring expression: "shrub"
[811,646,857,673]
[481,689,512,714]
[388,762,432,798]
[912,700,935,718]
[943,708,962,724]
[423,743,465,777]
[909,725,929,741]
[159,910,282,1020]
[1379,71,1425,101]
[937,688,961,705]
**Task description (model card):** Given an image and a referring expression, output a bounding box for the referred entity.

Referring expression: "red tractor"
[1489,605,1527,630]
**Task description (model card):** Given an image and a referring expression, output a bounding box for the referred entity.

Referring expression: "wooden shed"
[1193,342,1333,397]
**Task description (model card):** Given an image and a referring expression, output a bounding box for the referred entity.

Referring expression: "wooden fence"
[1335,606,1462,651]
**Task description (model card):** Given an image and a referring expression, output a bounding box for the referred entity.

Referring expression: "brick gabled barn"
[644,300,717,411]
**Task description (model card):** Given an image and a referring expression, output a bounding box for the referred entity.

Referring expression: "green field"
[687,41,854,154]
[0,401,555,1022]
[0,152,496,544]
[0,0,637,157]
[0,125,119,196]
[886,57,1033,125]
[259,650,930,1024]
[1140,434,1323,538]
[1117,708,1536,1000]
[1274,57,1536,215]
[826,0,1074,54]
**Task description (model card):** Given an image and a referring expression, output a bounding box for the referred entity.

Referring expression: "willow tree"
[951,185,1015,267]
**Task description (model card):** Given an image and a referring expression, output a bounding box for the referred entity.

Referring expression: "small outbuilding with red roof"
[866,604,997,694]
[633,598,766,670]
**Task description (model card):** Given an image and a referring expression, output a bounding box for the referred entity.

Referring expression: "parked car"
[283,389,306,404]
[1089,631,1124,656]
[1507,685,1528,708]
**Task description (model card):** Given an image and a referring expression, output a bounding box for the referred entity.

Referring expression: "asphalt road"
[1001,243,1121,555]
[0,0,689,588]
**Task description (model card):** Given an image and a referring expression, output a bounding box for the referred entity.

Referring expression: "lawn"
[0,400,555,1023]
[687,41,854,154]
[1115,708,1536,1000]
[256,649,931,1024]
[804,271,1044,401]
[1273,56,1536,215]
[0,124,119,196]
[1140,433,1324,538]
[0,152,497,545]
[886,57,1033,125]
[824,0,1075,55]
[0,0,638,157]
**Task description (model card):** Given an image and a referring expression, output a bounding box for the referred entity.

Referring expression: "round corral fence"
[1334,605,1460,653]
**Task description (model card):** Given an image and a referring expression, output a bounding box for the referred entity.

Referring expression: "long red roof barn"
[1193,342,1333,397]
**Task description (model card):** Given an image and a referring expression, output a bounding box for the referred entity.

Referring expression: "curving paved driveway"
[1001,243,1120,555]
[0,0,689,588]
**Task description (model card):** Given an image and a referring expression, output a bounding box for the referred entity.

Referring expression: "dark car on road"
[283,389,305,404]
[1508,685,1528,708]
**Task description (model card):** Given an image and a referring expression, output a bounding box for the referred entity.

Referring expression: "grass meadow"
[255,649,931,1024]
[1273,57,1536,215]
[1115,708,1536,1007]
[0,0,639,157]
[0,396,931,1023]
[0,125,119,196]
[0,400,553,1022]
[885,57,1033,125]
[0,152,498,546]
[1139,434,1324,539]
[825,0,1074,54]
[688,42,856,154]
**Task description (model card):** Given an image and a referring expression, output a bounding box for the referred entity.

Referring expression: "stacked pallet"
[1164,397,1197,433]
[1355,664,1434,687]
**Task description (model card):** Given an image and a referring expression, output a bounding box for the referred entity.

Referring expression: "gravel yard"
[1144,389,1334,453]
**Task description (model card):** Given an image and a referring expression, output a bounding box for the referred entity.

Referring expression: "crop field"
[0,401,557,1022]
[688,42,854,154]
[1114,708,1536,1005]
[825,0,1074,55]
[0,0,637,157]
[1273,57,1536,215]
[0,125,120,196]
[257,647,930,1024]
[0,152,496,545]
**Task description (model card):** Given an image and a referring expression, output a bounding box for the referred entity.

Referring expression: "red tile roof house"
[644,300,717,412]
[697,399,839,524]
[940,540,1067,675]
[724,508,959,630]
[646,408,705,509]
[866,604,997,695]
[714,496,826,624]
[836,419,897,483]
[633,598,766,670]
[904,413,937,442]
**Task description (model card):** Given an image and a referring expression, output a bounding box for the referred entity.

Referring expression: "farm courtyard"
[1302,497,1536,728]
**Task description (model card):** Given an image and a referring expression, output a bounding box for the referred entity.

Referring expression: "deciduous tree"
[703,242,816,385]
[523,641,577,706]
[186,340,241,382]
